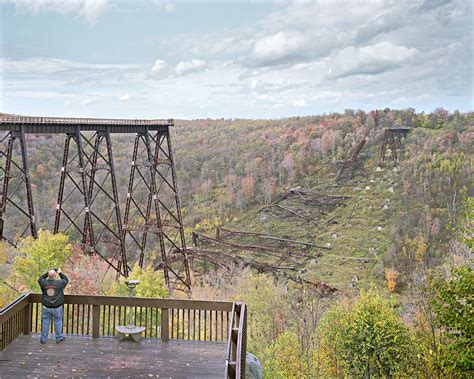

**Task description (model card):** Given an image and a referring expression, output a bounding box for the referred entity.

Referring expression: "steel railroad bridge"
[0,293,247,378]
[0,115,191,292]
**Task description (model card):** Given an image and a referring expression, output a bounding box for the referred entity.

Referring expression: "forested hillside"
[1,108,472,377]
[174,109,472,292]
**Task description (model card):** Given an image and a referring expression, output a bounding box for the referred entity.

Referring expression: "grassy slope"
[220,139,407,292]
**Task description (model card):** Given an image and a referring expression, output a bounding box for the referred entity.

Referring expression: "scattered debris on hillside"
[186,229,337,295]
[260,188,350,223]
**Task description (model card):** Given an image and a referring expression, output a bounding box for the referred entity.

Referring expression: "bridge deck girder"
[0,115,173,134]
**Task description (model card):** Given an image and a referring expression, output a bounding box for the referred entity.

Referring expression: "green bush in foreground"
[12,230,72,291]
[317,288,416,378]
[433,265,473,377]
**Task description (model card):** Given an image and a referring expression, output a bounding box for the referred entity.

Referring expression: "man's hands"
[52,268,61,274]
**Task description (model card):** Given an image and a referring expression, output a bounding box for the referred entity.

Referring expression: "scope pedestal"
[116,280,146,342]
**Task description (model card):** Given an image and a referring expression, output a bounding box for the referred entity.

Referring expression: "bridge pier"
[379,128,410,166]
[0,127,37,245]
[54,128,94,248]
[82,129,128,277]
[123,130,191,292]
[54,128,128,276]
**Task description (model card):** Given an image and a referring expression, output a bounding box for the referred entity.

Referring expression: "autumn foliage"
[385,268,399,293]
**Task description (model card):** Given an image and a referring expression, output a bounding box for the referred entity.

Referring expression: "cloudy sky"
[0,0,472,119]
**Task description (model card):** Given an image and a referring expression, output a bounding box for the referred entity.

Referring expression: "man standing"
[38,268,69,344]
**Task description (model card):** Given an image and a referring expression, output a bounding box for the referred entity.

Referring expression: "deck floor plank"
[0,334,226,378]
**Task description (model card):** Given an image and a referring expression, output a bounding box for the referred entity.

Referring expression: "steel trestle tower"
[123,130,191,292]
[0,115,191,292]
[0,127,37,246]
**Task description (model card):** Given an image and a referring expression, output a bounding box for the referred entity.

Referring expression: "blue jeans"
[40,305,63,342]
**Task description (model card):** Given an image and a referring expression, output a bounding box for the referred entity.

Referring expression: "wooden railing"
[0,294,32,350]
[225,302,248,379]
[1,293,247,378]
[28,294,233,342]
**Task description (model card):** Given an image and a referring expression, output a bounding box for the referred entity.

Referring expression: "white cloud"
[293,98,306,107]
[250,31,310,66]
[119,94,130,101]
[147,58,209,79]
[149,59,169,79]
[392,93,433,104]
[1,1,471,118]
[79,0,109,24]
[174,59,208,76]
[311,91,342,101]
[327,42,418,78]
[0,57,138,75]
[7,0,109,24]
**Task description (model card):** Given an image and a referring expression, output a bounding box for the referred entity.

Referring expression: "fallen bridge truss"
[260,188,350,224]
[188,228,337,294]
[336,138,367,184]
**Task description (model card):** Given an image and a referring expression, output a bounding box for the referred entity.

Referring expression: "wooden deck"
[0,334,226,378]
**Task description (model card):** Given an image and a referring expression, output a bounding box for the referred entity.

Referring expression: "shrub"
[317,288,416,377]
[12,230,72,291]
[433,265,473,377]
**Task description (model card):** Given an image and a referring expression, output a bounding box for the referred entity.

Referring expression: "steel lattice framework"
[123,130,191,292]
[0,115,191,292]
[336,138,367,184]
[379,128,411,166]
[188,228,337,295]
[0,128,38,246]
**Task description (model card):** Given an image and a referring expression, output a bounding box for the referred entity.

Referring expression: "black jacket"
[38,272,69,308]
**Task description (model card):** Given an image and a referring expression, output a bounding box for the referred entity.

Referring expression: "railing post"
[231,304,239,365]
[23,302,32,335]
[161,308,169,342]
[92,304,100,338]
[241,305,247,378]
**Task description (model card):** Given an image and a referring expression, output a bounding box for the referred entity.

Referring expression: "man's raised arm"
[59,271,69,287]
[38,272,48,288]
